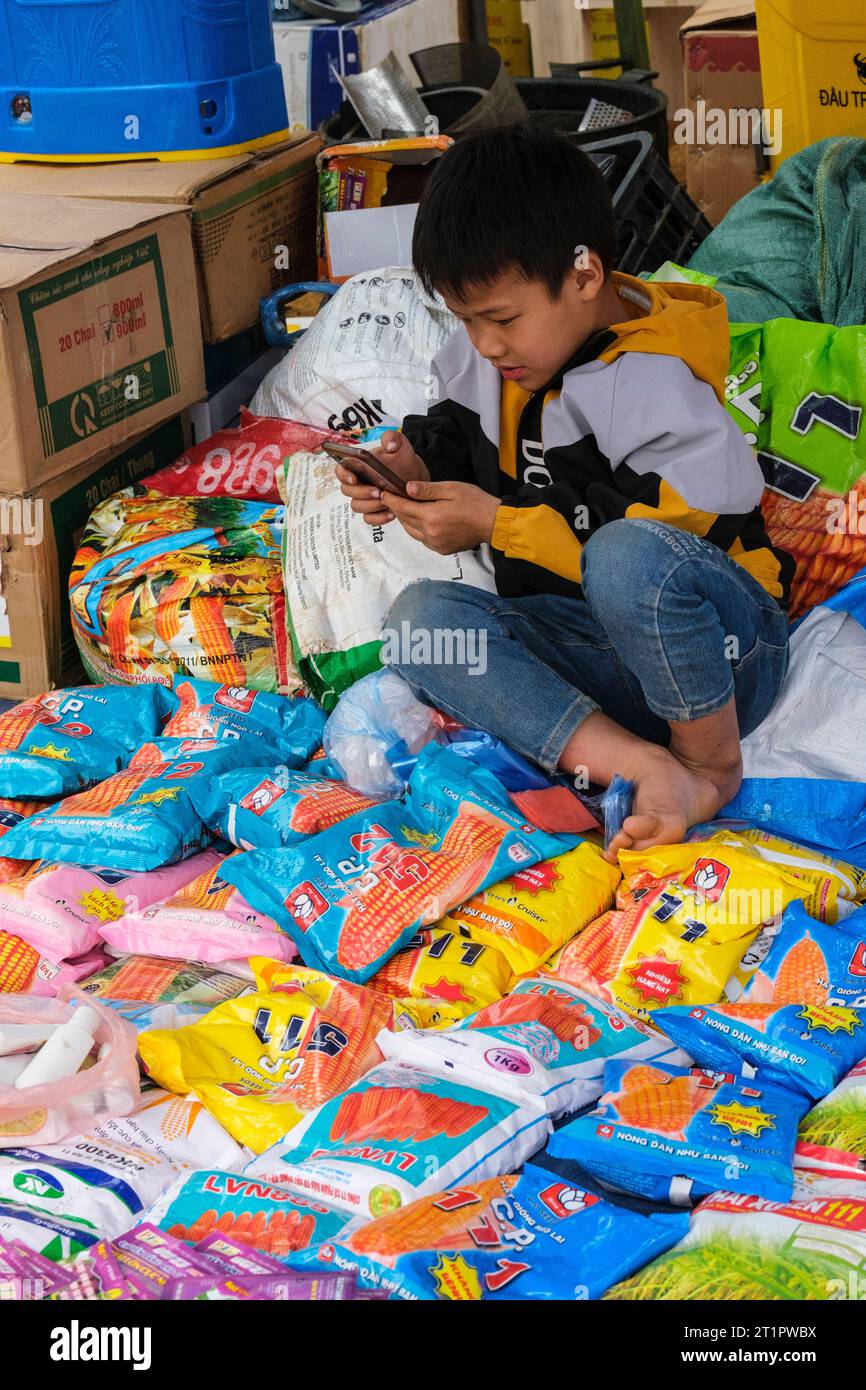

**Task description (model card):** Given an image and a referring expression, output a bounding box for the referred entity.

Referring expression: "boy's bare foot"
[604,743,742,863]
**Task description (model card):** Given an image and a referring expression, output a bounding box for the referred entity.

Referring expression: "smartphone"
[322,439,411,500]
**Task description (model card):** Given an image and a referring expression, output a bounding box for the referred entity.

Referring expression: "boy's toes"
[604,828,634,863]
[621,810,688,853]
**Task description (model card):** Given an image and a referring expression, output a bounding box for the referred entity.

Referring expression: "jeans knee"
[383,578,448,635]
[583,519,705,622]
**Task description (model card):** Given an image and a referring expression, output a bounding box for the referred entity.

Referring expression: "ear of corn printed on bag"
[0,1088,243,1244]
[605,1178,866,1301]
[690,820,866,922]
[438,842,621,977]
[547,1057,808,1205]
[378,978,683,1118]
[796,1059,866,1179]
[0,933,106,997]
[0,686,176,799]
[147,1170,349,1264]
[79,956,251,1006]
[367,927,513,1029]
[138,965,398,1153]
[96,850,297,967]
[656,997,866,1102]
[221,746,578,984]
[192,767,379,851]
[741,899,866,1011]
[165,680,325,763]
[542,840,814,1022]
[0,738,274,873]
[0,852,222,966]
[246,1062,552,1218]
[304,1164,688,1301]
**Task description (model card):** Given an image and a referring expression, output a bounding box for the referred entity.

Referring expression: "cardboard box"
[273,0,463,133]
[0,195,204,496]
[0,416,189,700]
[0,136,322,345]
[680,1,763,224]
[486,0,533,77]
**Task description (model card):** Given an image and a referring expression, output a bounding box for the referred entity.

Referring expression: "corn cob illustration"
[173,862,236,914]
[105,955,183,1002]
[764,485,866,620]
[335,808,508,972]
[271,990,392,1111]
[719,1003,775,1029]
[0,932,38,992]
[189,596,245,687]
[349,1178,517,1257]
[105,589,139,666]
[58,766,154,818]
[0,702,48,753]
[329,1086,488,1145]
[614,1074,711,1136]
[169,1207,317,1256]
[621,1064,670,1092]
[467,992,601,1047]
[553,904,641,996]
[771,936,829,1006]
[288,782,377,836]
[156,576,197,647]
[163,676,204,734]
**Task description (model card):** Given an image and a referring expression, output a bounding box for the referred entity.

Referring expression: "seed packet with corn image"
[79,955,251,1005]
[0,685,175,799]
[165,679,325,762]
[378,977,683,1117]
[222,746,577,984]
[304,1163,687,1301]
[138,963,397,1153]
[542,840,814,1022]
[690,820,866,922]
[742,899,866,1009]
[0,738,274,873]
[367,927,513,1028]
[147,1169,349,1264]
[0,798,51,886]
[246,1062,552,1218]
[192,767,378,851]
[0,1087,243,1243]
[604,1178,866,1301]
[547,1057,807,1204]
[796,1058,866,1178]
[655,997,866,1101]
[438,841,620,977]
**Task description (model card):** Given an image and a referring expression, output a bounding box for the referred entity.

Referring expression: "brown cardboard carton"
[680,1,763,225]
[0,416,189,701]
[0,195,204,494]
[0,135,322,344]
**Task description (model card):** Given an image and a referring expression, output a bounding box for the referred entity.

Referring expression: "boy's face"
[441,257,619,394]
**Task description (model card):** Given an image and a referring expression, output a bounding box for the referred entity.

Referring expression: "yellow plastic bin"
[756,0,866,169]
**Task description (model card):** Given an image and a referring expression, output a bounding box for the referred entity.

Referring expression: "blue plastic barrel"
[0,0,289,162]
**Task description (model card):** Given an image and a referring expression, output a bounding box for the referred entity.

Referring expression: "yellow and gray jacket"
[402,273,793,606]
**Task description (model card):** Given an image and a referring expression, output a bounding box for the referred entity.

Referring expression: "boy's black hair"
[412,123,617,301]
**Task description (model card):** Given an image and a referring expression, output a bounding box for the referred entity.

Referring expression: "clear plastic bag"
[323,670,445,799]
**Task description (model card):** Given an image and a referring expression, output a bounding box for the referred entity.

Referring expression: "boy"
[337,126,792,861]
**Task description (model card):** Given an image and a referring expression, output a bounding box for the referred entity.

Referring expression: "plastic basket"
[0,0,288,162]
[583,131,713,274]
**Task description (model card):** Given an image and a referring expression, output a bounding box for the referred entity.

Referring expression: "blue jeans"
[383,518,790,775]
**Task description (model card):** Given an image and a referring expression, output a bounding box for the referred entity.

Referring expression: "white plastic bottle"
[14,1007,101,1090]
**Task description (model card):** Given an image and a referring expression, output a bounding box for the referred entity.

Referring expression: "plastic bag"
[246,1062,552,1219]
[441,842,621,978]
[323,670,446,799]
[221,746,578,983]
[79,956,251,1006]
[0,990,140,1148]
[542,840,814,1023]
[0,738,274,873]
[192,768,378,851]
[690,820,866,921]
[656,999,866,1102]
[742,899,866,1007]
[0,800,51,885]
[797,1058,866,1179]
[147,1170,348,1262]
[138,963,397,1153]
[0,1086,243,1243]
[0,852,221,966]
[98,851,297,967]
[605,1178,866,1301]
[368,927,514,1029]
[311,1164,688,1301]
[548,1058,808,1205]
[144,409,343,504]
[0,685,175,799]
[165,679,325,762]
[379,978,684,1118]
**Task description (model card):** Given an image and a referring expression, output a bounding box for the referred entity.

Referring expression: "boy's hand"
[388,480,499,554]
[336,430,430,527]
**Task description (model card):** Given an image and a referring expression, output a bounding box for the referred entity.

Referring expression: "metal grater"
[578,98,633,134]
